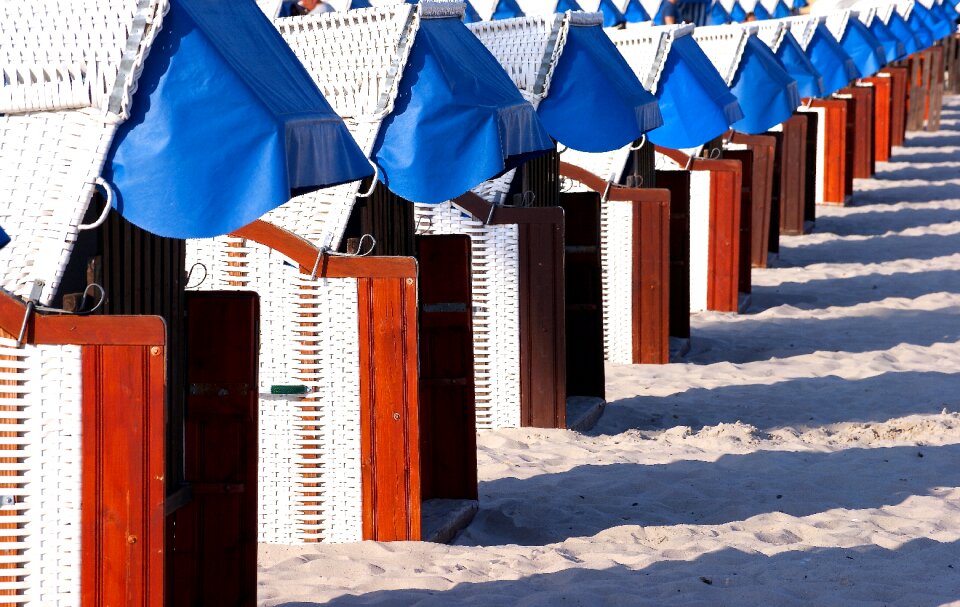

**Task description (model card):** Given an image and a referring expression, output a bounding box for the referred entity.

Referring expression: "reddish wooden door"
[171,292,258,607]
[703,160,743,313]
[777,114,809,236]
[82,342,166,607]
[841,85,875,178]
[560,192,605,400]
[723,149,753,295]
[416,235,477,501]
[810,99,849,205]
[882,66,908,146]
[633,196,670,364]
[863,76,893,161]
[655,170,691,340]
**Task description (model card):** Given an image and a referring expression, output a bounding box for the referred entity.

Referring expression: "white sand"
[258,96,960,606]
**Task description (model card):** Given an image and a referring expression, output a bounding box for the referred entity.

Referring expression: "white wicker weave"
[754,20,789,51]
[257,0,284,18]
[185,238,364,544]
[412,202,522,429]
[824,9,856,40]
[692,24,753,86]
[599,200,635,364]
[0,0,168,307]
[608,23,683,93]
[782,15,824,48]
[0,336,83,605]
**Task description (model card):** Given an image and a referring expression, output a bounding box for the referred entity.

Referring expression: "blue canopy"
[838,18,886,78]
[596,0,627,26]
[372,15,553,204]
[776,31,824,98]
[753,3,772,20]
[941,0,960,20]
[887,9,921,55]
[463,0,482,22]
[709,1,730,24]
[914,1,953,39]
[868,15,907,62]
[793,0,807,8]
[105,0,372,239]
[492,0,525,19]
[537,21,662,151]
[646,32,744,148]
[730,36,800,133]
[557,0,585,10]
[730,2,747,22]
[804,23,860,96]
[623,0,651,21]
[772,0,791,18]
[906,9,935,48]
[349,0,373,8]
[0,226,9,252]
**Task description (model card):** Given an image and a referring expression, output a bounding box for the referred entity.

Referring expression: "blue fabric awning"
[646,32,744,148]
[623,0,651,21]
[730,36,800,134]
[914,1,953,39]
[887,10,921,55]
[941,0,960,21]
[105,0,372,239]
[709,2,730,23]
[805,23,860,96]
[754,3,772,19]
[0,227,9,252]
[869,15,906,62]
[839,18,886,78]
[597,0,628,27]
[730,2,747,22]
[557,0,586,11]
[793,0,807,8]
[907,9,935,48]
[463,1,482,22]
[776,30,825,98]
[372,15,553,204]
[772,0,791,18]
[492,0,525,19]
[349,0,373,8]
[537,21,662,151]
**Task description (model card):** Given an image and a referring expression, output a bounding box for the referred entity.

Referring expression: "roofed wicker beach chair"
[0,0,169,602]
[187,0,555,543]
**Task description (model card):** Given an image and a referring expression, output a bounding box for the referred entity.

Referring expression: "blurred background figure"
[289,0,335,15]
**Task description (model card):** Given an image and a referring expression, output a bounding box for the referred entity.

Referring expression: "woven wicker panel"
[185,238,363,544]
[414,203,522,430]
[692,25,752,86]
[468,14,568,103]
[266,4,420,251]
[754,21,788,51]
[783,15,823,48]
[825,10,854,41]
[0,337,82,604]
[0,0,168,307]
[599,200,635,364]
[609,24,686,93]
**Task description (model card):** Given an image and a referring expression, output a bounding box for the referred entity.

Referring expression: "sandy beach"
[258,95,960,606]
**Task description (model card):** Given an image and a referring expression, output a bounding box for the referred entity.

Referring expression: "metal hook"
[79,178,114,231]
[629,134,647,151]
[357,162,380,198]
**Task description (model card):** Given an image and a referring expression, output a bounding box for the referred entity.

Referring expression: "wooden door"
[701,159,743,313]
[841,85,875,179]
[632,197,670,364]
[655,170,691,340]
[810,99,849,205]
[170,292,258,607]
[777,114,809,236]
[802,109,819,224]
[926,45,944,131]
[882,66,909,146]
[416,235,478,501]
[559,192,605,400]
[863,75,893,162]
[722,148,753,295]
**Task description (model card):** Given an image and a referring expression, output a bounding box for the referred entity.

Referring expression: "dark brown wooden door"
[777,113,809,236]
[559,192,605,400]
[171,292,258,607]
[655,170,691,340]
[416,235,477,501]
[841,85,875,179]
[802,109,819,224]
[723,148,753,296]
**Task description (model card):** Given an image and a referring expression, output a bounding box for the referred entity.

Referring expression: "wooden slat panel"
[809,98,849,205]
[518,210,567,428]
[633,194,670,364]
[925,45,944,131]
[704,160,743,312]
[840,85,875,179]
[358,276,421,541]
[560,192,605,400]
[863,75,893,162]
[728,134,777,267]
[416,235,477,501]
[802,109,819,224]
[342,183,416,257]
[655,170,691,339]
[722,149,753,295]
[81,343,165,607]
[882,66,909,146]
[777,114,809,235]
